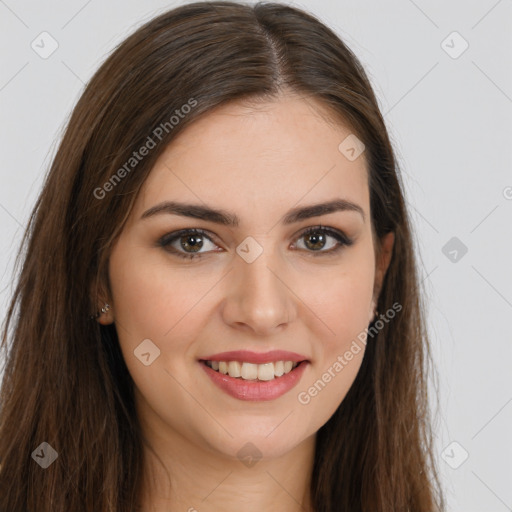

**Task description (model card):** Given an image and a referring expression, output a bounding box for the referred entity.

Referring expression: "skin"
[97,93,394,512]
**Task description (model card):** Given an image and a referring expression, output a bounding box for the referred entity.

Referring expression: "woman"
[0,1,444,511]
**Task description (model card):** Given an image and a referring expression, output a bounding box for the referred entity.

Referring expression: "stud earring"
[90,303,110,320]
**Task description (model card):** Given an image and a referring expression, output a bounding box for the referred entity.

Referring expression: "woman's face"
[105,94,393,460]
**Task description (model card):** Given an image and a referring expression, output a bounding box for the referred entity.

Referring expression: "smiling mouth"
[200,359,305,381]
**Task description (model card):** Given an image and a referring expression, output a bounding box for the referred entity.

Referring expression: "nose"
[221,242,296,336]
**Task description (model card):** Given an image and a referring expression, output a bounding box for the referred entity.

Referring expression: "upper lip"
[199,350,309,364]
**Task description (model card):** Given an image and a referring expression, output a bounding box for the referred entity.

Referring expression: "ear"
[90,273,115,325]
[95,302,114,325]
[371,231,395,316]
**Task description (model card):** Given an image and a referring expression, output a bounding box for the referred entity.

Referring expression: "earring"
[90,303,110,320]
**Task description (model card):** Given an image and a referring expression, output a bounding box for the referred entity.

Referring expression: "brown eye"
[179,233,204,253]
[294,226,353,255]
[158,225,353,261]
[303,231,328,251]
[158,229,219,259]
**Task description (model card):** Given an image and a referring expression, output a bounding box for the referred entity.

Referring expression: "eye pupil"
[305,232,326,251]
[181,234,203,252]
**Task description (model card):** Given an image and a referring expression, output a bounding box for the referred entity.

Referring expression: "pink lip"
[199,350,309,364]
[199,360,309,401]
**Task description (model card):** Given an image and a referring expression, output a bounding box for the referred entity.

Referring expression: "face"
[104,94,393,461]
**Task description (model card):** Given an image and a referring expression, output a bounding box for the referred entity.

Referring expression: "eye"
[292,225,354,256]
[158,228,220,259]
[158,225,353,260]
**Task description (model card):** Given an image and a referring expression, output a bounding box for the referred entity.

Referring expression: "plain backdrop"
[1,1,511,510]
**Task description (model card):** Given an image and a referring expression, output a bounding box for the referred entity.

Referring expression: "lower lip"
[199,361,309,401]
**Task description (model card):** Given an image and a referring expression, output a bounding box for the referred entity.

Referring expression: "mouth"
[199,357,309,401]
[199,359,306,382]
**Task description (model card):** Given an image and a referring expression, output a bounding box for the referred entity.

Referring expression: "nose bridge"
[224,236,293,332]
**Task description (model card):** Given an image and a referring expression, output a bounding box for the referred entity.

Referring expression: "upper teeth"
[205,360,299,381]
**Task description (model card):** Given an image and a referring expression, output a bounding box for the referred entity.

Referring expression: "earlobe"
[90,302,114,325]
[89,273,114,324]
[368,299,377,323]
[379,231,395,276]
[95,302,114,325]
[372,231,395,306]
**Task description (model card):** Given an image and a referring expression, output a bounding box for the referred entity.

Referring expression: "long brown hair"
[0,2,444,510]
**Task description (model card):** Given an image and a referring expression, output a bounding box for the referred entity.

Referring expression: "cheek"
[295,271,373,429]
[295,251,374,414]
[323,278,373,342]
[108,244,217,367]
[307,256,375,351]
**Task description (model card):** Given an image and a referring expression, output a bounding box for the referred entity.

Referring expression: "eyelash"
[157,225,354,260]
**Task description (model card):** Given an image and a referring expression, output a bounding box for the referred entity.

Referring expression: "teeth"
[228,361,241,377]
[205,360,300,381]
[274,360,284,377]
[241,362,258,380]
[257,363,274,381]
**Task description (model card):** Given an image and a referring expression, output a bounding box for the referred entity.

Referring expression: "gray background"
[1,0,511,510]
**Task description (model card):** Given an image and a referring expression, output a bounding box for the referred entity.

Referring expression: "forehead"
[133,95,369,227]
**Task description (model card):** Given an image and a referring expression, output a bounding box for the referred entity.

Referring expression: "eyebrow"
[140,198,365,226]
